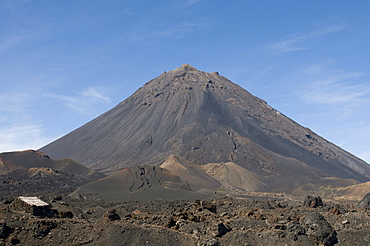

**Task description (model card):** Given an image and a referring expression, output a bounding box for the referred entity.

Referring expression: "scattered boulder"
[0,221,11,239]
[104,209,121,221]
[356,192,370,208]
[2,198,14,205]
[301,212,337,245]
[9,236,20,245]
[50,195,62,203]
[32,220,57,238]
[59,210,74,219]
[213,222,231,237]
[200,238,222,246]
[303,195,324,208]
[164,217,176,228]
[285,222,305,241]
[328,204,346,215]
[195,200,217,213]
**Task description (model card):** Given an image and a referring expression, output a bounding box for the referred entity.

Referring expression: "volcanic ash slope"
[40,64,370,193]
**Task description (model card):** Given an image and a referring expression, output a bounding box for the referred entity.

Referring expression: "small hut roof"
[18,196,49,206]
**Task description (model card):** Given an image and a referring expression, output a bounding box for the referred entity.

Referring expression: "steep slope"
[40,64,370,191]
[159,155,221,191]
[201,162,268,192]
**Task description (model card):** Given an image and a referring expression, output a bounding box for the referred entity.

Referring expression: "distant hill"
[0,150,106,197]
[0,150,104,180]
[0,167,92,197]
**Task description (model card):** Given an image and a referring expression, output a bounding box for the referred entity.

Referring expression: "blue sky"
[1,0,370,162]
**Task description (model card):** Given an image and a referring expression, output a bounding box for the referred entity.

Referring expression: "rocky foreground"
[1,194,370,246]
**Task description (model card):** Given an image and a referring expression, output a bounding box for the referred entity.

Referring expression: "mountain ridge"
[39,64,370,192]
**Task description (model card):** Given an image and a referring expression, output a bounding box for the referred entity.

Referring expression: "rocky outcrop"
[302,212,338,245]
[304,195,324,208]
[104,209,121,222]
[0,221,11,239]
[357,192,370,208]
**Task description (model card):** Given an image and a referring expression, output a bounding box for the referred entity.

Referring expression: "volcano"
[40,64,370,193]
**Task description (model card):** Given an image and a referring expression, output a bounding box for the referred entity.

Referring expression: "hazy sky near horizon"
[1,1,370,162]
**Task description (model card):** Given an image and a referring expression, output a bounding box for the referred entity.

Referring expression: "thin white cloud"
[43,93,82,110]
[44,86,112,114]
[65,102,84,113]
[312,24,343,36]
[0,92,32,113]
[153,23,198,38]
[279,62,370,163]
[299,66,370,106]
[305,84,369,104]
[43,93,79,112]
[81,87,111,102]
[119,16,210,44]
[267,32,309,54]
[267,24,344,54]
[0,124,51,152]
[0,85,111,152]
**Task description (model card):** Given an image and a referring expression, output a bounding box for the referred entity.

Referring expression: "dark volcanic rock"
[198,200,217,213]
[200,238,222,246]
[104,209,120,221]
[356,192,370,208]
[1,196,370,245]
[0,221,11,239]
[301,212,338,245]
[285,222,306,241]
[304,195,324,208]
[212,222,231,237]
[32,220,58,238]
[59,210,74,219]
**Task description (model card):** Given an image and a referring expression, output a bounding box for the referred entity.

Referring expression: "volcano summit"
[40,64,370,193]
